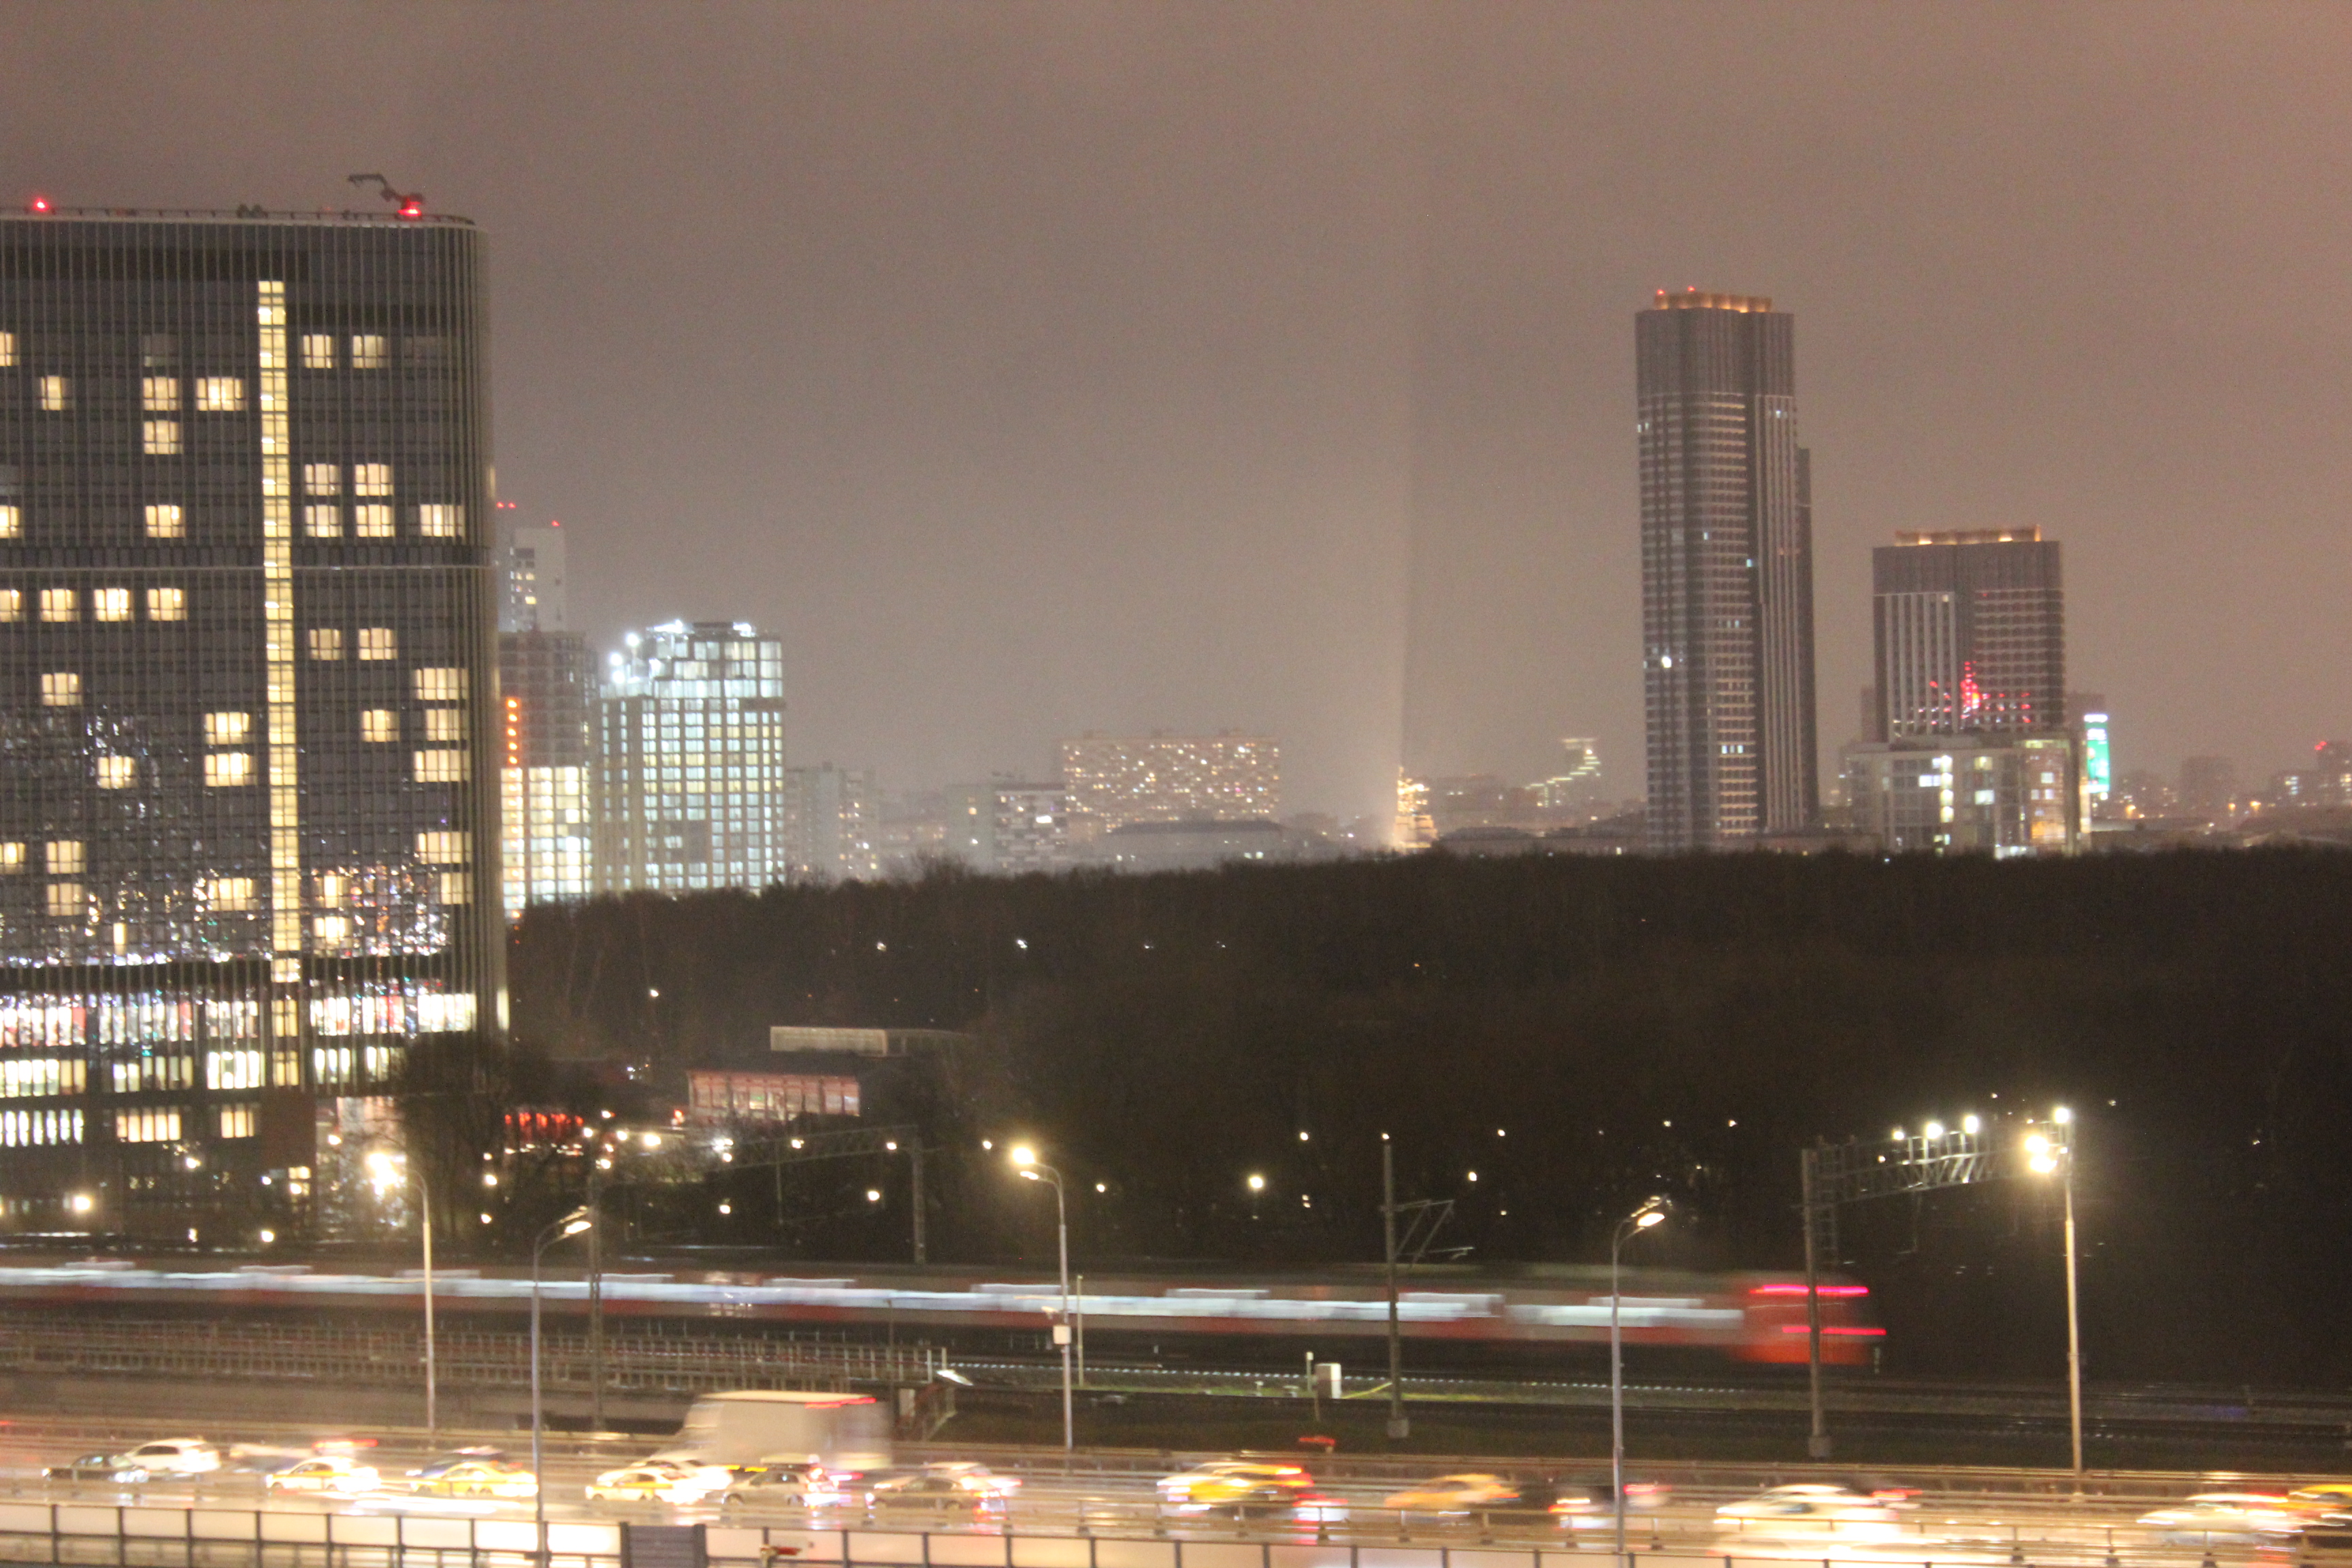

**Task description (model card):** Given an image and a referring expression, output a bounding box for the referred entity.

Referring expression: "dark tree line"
[506,851,2352,1386]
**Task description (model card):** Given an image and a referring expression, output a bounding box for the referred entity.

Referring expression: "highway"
[0,1414,2338,1563]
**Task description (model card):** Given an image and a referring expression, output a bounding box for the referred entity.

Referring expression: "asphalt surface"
[0,1412,2340,1563]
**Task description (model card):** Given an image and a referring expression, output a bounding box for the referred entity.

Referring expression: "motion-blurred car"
[865,1470,1011,1519]
[46,1454,150,1484]
[2138,1494,2302,1546]
[406,1448,508,1484]
[2293,1487,2352,1516]
[2302,1511,2352,1550]
[721,1463,850,1510]
[1716,1484,1901,1541]
[587,1463,732,1505]
[1158,1460,1317,1514]
[110,1439,220,1477]
[410,1460,538,1499]
[265,1456,380,1496]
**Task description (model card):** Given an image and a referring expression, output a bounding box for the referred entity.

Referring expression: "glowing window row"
[0,1058,85,1097]
[0,1109,80,1147]
[0,587,186,622]
[298,334,389,370]
[306,627,400,661]
[303,503,463,539]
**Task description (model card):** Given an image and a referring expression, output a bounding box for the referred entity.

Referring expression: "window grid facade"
[0,212,500,1237]
[1057,733,1280,828]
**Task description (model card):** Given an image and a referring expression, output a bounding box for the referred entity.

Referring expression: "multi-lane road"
[0,1414,2337,1563]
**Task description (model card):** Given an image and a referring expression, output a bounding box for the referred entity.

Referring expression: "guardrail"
[0,1505,2328,1568]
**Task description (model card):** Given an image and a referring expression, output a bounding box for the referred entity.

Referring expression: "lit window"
[93,588,131,622]
[39,672,79,707]
[423,707,465,742]
[304,503,341,538]
[0,504,16,538]
[354,504,393,538]
[360,709,397,743]
[314,914,349,945]
[304,462,340,496]
[353,462,393,497]
[147,587,186,621]
[114,1108,182,1144]
[0,844,22,873]
[38,588,74,622]
[357,626,397,660]
[144,503,184,538]
[204,753,255,787]
[417,503,463,538]
[203,877,256,911]
[45,841,82,875]
[350,334,387,370]
[0,591,17,622]
[307,627,344,661]
[142,377,179,412]
[414,749,470,783]
[206,712,251,746]
[45,883,82,918]
[216,1104,257,1140]
[301,334,336,370]
[39,376,68,412]
[416,831,470,864]
[143,420,180,455]
[95,756,135,789]
[195,376,244,412]
[439,871,471,905]
[0,331,13,367]
[414,667,465,702]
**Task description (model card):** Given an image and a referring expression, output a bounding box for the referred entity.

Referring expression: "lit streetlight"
[1010,1146,1073,1450]
[2025,1108,2084,1481]
[1612,1198,1669,1565]
[532,1209,593,1555]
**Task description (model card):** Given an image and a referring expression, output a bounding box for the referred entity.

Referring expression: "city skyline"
[8,7,2349,821]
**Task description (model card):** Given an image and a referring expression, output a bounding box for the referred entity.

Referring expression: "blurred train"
[0,1258,1880,1364]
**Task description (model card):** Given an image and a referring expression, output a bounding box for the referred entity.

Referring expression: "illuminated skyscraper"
[0,208,501,1235]
[1870,529,2064,740]
[1637,289,1818,848]
[497,519,566,635]
[1058,731,1279,829]
[595,621,787,893]
[498,631,593,915]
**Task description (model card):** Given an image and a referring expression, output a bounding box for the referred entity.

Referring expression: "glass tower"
[595,621,787,893]
[1637,289,1819,849]
[1871,528,2065,740]
[0,210,501,1238]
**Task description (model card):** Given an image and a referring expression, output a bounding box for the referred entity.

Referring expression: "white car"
[266,1456,380,1496]
[1716,1484,1901,1541]
[112,1440,221,1477]
[587,1461,732,1505]
[2138,1494,2303,1546]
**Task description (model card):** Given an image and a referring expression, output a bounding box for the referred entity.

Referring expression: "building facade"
[1845,735,2078,855]
[595,621,786,894]
[496,519,566,636]
[0,210,502,1236]
[785,763,879,883]
[497,630,593,915]
[1059,731,1279,828]
[1871,529,2063,740]
[944,780,1070,872]
[1637,289,1819,849]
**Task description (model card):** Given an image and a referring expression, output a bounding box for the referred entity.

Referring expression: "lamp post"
[1009,1146,1073,1451]
[532,1209,593,1554]
[2026,1109,2083,1482]
[419,1164,436,1435]
[1611,1198,1668,1566]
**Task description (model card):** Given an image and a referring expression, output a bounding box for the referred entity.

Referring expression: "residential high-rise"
[1871,529,2063,740]
[595,621,786,893]
[497,632,593,915]
[945,779,1070,872]
[1059,731,1279,829]
[1636,289,1818,847]
[785,763,880,883]
[0,208,501,1236]
[497,519,566,635]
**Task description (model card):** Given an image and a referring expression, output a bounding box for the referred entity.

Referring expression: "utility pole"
[909,1142,927,1264]
[587,1160,604,1431]
[1801,1145,1829,1458]
[1382,1135,1407,1439]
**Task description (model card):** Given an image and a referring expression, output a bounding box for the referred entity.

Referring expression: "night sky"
[7,3,2347,821]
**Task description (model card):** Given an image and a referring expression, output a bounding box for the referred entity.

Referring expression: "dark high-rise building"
[1871,529,2064,740]
[1637,289,1817,848]
[0,209,500,1237]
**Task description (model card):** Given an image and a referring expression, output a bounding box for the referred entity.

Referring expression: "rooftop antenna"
[346,173,424,219]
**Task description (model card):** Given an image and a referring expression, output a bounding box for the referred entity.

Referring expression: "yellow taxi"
[1158,1460,1316,1513]
[412,1460,538,1500]
[587,1463,732,1505]
[266,1456,380,1496]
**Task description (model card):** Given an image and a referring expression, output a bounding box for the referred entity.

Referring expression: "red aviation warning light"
[398,197,423,220]
[27,196,52,214]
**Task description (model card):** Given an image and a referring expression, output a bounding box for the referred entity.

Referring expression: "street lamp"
[532,1208,593,1553]
[1611,1198,1669,1565]
[1009,1145,1073,1450]
[2026,1109,2083,1480]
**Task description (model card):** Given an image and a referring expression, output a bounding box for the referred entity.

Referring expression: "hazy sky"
[7,2,2349,819]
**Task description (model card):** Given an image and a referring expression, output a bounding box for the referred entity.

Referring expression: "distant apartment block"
[945,780,1070,872]
[498,630,593,915]
[1059,731,1279,828]
[1846,735,2078,855]
[595,621,787,893]
[497,519,567,635]
[785,763,879,883]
